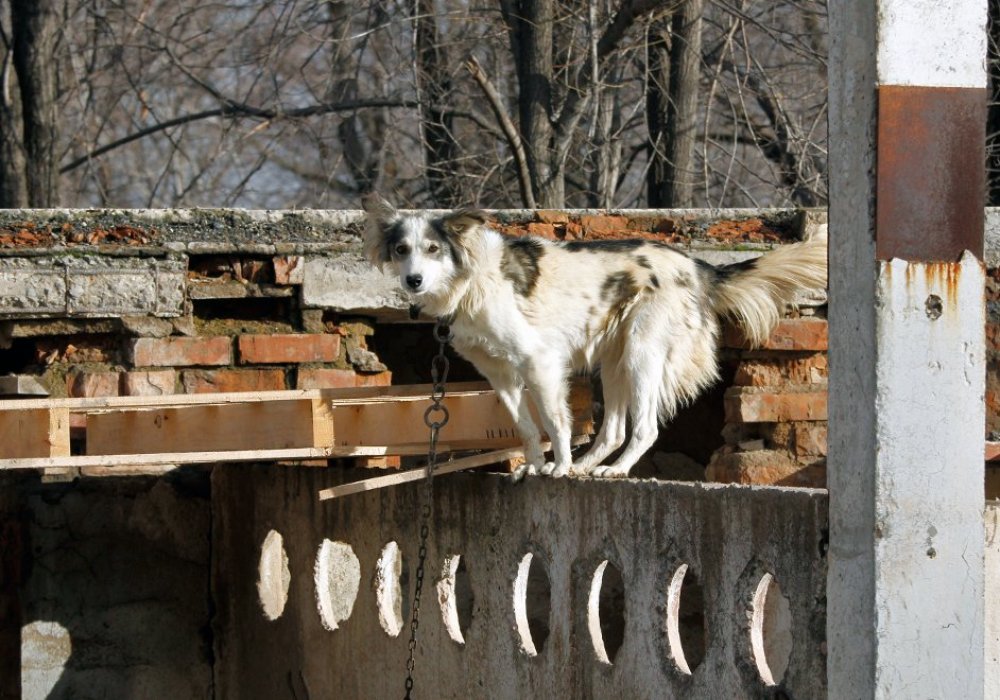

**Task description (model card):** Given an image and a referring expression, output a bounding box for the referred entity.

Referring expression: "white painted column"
[828,1,988,697]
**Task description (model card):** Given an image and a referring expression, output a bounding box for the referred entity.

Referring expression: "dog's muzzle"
[405,274,423,291]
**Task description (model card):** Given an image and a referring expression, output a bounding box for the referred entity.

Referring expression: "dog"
[361,193,827,480]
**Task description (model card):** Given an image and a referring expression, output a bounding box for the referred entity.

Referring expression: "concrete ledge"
[213,466,829,698]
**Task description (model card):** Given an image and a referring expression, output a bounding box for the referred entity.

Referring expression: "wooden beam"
[0,408,69,459]
[0,381,493,412]
[86,399,335,455]
[0,445,439,471]
[318,435,591,501]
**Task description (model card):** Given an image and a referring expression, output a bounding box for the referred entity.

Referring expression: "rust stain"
[876,85,986,262]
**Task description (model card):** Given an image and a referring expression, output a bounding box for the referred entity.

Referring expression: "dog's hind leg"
[591,347,666,479]
[570,366,628,475]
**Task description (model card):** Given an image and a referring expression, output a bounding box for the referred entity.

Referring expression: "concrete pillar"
[828,1,987,697]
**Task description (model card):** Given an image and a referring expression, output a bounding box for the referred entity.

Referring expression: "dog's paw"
[510,462,539,483]
[590,465,632,479]
[569,462,596,476]
[540,461,570,478]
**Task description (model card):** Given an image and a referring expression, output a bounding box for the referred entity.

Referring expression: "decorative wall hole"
[665,563,707,674]
[375,541,410,637]
[513,552,551,656]
[314,540,361,631]
[437,554,474,645]
[750,572,793,686]
[257,529,290,621]
[587,559,626,665]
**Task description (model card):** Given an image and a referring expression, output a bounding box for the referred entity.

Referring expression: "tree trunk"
[647,0,703,207]
[501,0,561,207]
[415,0,459,206]
[0,15,27,207]
[12,0,60,206]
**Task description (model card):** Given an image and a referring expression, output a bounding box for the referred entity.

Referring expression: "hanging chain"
[403,316,453,700]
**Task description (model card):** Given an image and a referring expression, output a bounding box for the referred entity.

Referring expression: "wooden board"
[331,392,514,447]
[0,445,442,471]
[318,435,591,501]
[330,388,592,448]
[86,399,335,455]
[0,408,69,459]
[0,381,493,412]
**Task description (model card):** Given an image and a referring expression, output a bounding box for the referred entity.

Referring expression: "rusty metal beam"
[876,85,986,261]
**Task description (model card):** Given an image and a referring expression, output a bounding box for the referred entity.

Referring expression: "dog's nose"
[405,274,423,290]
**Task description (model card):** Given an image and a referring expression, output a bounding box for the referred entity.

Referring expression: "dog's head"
[361,193,485,299]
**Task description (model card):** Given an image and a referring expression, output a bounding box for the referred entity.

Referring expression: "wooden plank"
[330,385,593,448]
[0,445,438,471]
[0,381,492,412]
[86,399,335,455]
[0,408,69,459]
[318,435,591,501]
[331,392,513,447]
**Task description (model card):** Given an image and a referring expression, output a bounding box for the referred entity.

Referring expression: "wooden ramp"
[0,381,593,477]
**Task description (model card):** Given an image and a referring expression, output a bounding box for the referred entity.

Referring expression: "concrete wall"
[18,470,212,700]
[212,464,828,699]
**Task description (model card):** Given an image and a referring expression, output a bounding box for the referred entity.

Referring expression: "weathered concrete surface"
[302,255,410,314]
[987,504,1000,692]
[0,256,185,318]
[19,470,212,699]
[873,256,986,696]
[213,465,828,699]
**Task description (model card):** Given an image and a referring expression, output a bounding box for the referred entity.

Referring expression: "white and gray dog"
[362,194,827,480]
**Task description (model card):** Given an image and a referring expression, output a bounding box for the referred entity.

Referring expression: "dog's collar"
[408,303,423,320]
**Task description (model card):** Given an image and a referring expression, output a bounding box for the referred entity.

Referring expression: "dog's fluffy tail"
[710,235,827,347]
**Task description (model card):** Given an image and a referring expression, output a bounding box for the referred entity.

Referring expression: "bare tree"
[646,0,704,207]
[0,0,61,207]
[0,0,835,211]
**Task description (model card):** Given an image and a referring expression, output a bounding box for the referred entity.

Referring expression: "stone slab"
[0,257,185,318]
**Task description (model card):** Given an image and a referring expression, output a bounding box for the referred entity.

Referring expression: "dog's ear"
[440,208,487,237]
[360,192,398,268]
[361,192,397,223]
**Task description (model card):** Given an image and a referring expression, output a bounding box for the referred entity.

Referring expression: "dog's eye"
[427,244,440,254]
[394,244,410,256]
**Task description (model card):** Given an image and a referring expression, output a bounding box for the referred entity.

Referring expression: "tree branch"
[465,56,537,208]
[60,99,416,174]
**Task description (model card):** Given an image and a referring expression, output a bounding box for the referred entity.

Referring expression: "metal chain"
[403,317,453,700]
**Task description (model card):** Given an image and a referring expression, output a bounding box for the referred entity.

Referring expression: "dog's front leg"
[492,382,546,482]
[458,349,546,481]
[522,361,573,478]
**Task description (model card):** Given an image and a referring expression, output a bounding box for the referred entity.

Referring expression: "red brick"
[793,422,827,457]
[238,334,340,365]
[724,385,828,423]
[131,336,232,367]
[525,223,558,239]
[181,368,286,394]
[356,371,392,387]
[296,368,357,390]
[579,215,629,235]
[723,318,828,351]
[66,371,120,398]
[535,210,570,224]
[705,447,825,487]
[733,354,828,387]
[273,255,304,285]
[121,370,176,396]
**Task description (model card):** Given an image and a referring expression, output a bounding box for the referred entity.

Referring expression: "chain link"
[403,316,453,700]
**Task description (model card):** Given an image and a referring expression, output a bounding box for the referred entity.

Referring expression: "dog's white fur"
[362,194,827,480]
